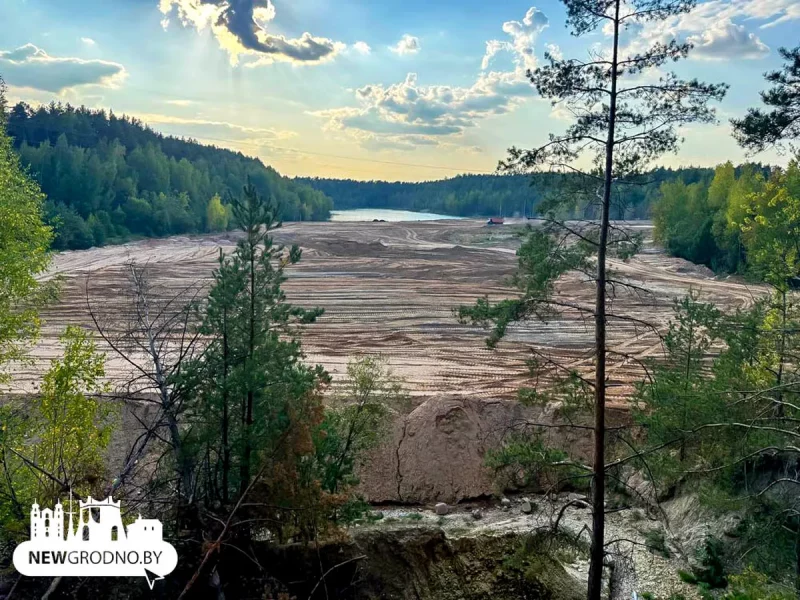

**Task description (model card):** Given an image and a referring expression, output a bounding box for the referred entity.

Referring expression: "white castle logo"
[30,496,162,544]
[14,495,178,589]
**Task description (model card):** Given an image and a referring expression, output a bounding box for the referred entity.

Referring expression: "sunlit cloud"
[0,44,126,93]
[389,34,420,56]
[159,0,344,66]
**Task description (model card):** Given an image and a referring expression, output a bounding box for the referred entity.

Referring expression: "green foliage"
[457,227,592,348]
[732,46,800,153]
[653,159,800,283]
[643,529,671,559]
[635,295,726,488]
[313,356,408,496]
[205,193,228,232]
[485,433,581,491]
[301,167,717,220]
[678,537,728,594]
[181,183,331,541]
[6,102,332,250]
[739,160,800,289]
[0,82,54,381]
[0,326,112,541]
[653,163,770,272]
[719,568,795,600]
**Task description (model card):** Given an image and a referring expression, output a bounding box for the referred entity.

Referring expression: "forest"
[653,161,797,278]
[5,102,333,250]
[299,167,717,220]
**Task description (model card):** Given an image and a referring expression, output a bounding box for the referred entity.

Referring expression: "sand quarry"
[12,218,759,402]
[5,218,767,503]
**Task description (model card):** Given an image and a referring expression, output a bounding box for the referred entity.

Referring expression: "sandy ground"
[8,219,761,401]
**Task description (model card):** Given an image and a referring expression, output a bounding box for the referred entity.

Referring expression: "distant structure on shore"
[486,217,505,225]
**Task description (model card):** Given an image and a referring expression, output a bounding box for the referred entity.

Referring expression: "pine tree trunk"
[221,305,230,504]
[240,239,257,498]
[587,2,620,599]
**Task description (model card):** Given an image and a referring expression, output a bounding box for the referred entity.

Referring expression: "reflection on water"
[329,209,463,222]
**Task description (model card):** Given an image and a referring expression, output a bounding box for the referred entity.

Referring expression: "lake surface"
[329,209,463,222]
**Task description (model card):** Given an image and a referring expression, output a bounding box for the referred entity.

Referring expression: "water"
[329,209,463,222]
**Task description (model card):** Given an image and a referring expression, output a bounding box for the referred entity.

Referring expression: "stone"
[521,501,533,514]
[356,396,598,504]
[435,502,450,515]
[500,497,512,508]
[471,509,483,520]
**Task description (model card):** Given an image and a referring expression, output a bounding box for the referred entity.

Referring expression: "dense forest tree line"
[5,102,332,250]
[298,167,716,220]
[652,161,792,275]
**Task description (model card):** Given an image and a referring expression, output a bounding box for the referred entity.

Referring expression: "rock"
[357,396,600,504]
[521,501,534,514]
[471,509,483,520]
[567,493,589,503]
[372,511,384,520]
[501,497,512,508]
[435,502,450,515]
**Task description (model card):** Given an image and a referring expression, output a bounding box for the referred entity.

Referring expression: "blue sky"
[1,0,797,181]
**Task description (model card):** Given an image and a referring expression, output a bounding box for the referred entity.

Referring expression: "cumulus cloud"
[482,7,548,71]
[315,64,536,142]
[81,37,97,46]
[617,0,794,62]
[352,41,371,55]
[315,7,548,152]
[159,0,344,66]
[390,34,420,55]
[544,43,562,61]
[688,21,769,60]
[0,44,126,93]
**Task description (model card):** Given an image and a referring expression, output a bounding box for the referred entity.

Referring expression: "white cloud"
[482,7,548,71]
[81,37,97,46]
[390,34,420,56]
[481,40,508,70]
[544,43,562,61]
[164,99,196,106]
[617,0,796,62]
[314,7,548,152]
[688,21,769,60]
[352,41,371,55]
[159,0,345,66]
[0,44,126,93]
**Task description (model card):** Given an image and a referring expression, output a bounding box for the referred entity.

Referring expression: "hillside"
[6,102,333,250]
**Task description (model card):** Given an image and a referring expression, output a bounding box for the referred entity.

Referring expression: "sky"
[1,0,797,181]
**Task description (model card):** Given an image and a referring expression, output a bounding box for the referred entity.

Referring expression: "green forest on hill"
[5,101,772,255]
[6,102,333,250]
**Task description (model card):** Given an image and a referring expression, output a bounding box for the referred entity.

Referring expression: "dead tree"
[87,261,204,522]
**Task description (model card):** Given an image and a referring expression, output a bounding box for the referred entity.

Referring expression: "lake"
[329,209,463,222]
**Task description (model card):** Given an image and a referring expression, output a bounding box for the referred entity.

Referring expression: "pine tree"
[461,1,726,596]
[185,183,327,511]
[732,46,800,153]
